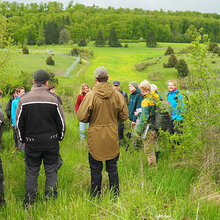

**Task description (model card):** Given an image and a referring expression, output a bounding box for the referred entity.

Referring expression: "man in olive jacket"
[77,66,128,197]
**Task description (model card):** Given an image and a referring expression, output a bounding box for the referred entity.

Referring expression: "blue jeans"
[79,122,89,140]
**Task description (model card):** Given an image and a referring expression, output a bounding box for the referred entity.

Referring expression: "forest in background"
[0,1,220,45]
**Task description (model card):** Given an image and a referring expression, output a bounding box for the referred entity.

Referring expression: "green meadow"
[0,42,219,219]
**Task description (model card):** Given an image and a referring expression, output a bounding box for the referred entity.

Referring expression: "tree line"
[1,1,220,46]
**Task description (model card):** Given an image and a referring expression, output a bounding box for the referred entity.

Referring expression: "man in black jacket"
[113,80,128,145]
[15,69,66,206]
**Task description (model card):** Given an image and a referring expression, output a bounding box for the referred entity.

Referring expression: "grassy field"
[0,42,219,219]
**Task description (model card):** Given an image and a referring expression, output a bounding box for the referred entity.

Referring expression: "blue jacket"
[128,88,143,122]
[167,90,184,121]
[11,96,20,126]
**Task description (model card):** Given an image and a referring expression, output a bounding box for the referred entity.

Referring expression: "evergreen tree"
[146,31,157,48]
[95,29,105,47]
[45,21,59,44]
[164,46,174,55]
[175,59,189,77]
[108,27,121,47]
[27,29,34,45]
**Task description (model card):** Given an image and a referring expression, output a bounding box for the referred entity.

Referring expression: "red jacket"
[75,93,86,113]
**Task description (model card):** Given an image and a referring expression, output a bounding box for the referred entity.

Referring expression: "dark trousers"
[0,157,5,205]
[118,121,124,141]
[88,153,119,197]
[24,145,62,204]
[169,120,183,146]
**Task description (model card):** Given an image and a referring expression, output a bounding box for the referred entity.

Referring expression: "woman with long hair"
[75,83,90,141]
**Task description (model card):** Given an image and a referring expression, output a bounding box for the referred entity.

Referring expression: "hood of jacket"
[92,82,114,99]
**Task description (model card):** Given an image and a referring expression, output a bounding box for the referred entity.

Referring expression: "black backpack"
[154,100,173,131]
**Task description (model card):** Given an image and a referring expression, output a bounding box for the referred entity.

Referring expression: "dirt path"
[75,59,90,77]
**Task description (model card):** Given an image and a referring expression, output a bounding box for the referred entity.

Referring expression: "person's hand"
[131,121,136,128]
[134,112,138,116]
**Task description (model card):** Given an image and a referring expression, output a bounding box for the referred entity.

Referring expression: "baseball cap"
[113,80,120,86]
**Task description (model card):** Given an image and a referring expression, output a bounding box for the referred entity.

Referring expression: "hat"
[151,84,158,91]
[129,81,138,89]
[33,69,50,83]
[113,80,120,86]
[94,66,108,78]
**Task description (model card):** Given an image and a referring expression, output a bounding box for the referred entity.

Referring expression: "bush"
[163,54,178,68]
[124,44,128,48]
[48,71,58,85]
[208,42,218,51]
[78,38,87,46]
[36,38,45,46]
[22,46,29,54]
[218,50,220,56]
[70,47,94,58]
[46,56,55,66]
[164,46,174,55]
[175,59,189,77]
[213,46,220,54]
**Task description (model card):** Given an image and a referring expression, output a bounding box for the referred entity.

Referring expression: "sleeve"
[15,101,25,143]
[125,93,129,106]
[11,100,16,127]
[75,95,81,113]
[77,92,93,123]
[118,95,129,121]
[136,106,150,136]
[132,94,143,122]
[56,102,66,141]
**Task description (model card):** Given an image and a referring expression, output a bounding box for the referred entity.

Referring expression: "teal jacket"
[128,88,143,122]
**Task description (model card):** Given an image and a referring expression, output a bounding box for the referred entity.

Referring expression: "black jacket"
[15,84,66,151]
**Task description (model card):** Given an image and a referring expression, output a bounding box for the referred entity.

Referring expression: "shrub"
[48,71,58,85]
[213,46,220,54]
[78,38,87,46]
[163,54,178,68]
[208,42,218,51]
[71,47,79,56]
[22,46,29,54]
[36,38,45,46]
[164,46,174,55]
[218,50,220,56]
[175,59,189,77]
[46,56,55,66]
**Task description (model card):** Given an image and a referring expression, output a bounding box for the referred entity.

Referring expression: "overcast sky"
[4,0,220,14]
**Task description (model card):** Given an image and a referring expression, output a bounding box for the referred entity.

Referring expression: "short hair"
[48,85,55,91]
[139,80,151,92]
[167,79,177,87]
[96,77,108,82]
[16,87,25,93]
[79,83,90,95]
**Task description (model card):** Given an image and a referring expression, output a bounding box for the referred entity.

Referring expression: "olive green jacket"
[77,82,128,161]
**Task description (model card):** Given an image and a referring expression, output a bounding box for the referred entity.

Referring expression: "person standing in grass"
[15,69,66,207]
[77,66,128,197]
[75,83,90,141]
[126,81,143,149]
[5,89,17,120]
[167,80,185,137]
[0,90,5,206]
[113,80,128,145]
[136,80,159,168]
[11,87,25,151]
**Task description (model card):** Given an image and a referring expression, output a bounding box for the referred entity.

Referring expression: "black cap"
[113,80,120,86]
[33,69,50,83]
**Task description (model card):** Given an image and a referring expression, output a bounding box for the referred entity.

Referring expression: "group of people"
[0,66,185,208]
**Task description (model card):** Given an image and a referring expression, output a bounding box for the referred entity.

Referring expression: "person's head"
[94,66,109,82]
[151,84,158,92]
[113,80,120,91]
[80,83,90,95]
[33,69,50,86]
[128,81,138,92]
[48,85,56,93]
[139,80,151,96]
[16,87,25,97]
[167,80,177,92]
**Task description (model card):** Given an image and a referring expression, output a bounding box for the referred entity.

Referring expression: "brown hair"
[16,87,25,93]
[96,77,108,82]
[48,85,55,92]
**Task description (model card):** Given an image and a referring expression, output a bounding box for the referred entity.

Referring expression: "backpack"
[154,100,173,131]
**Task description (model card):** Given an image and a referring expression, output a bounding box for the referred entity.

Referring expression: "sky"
[4,0,220,14]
